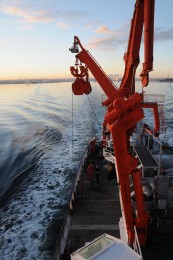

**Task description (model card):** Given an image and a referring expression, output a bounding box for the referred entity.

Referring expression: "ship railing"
[69,145,89,210]
[132,226,143,258]
[53,144,89,260]
[53,211,71,260]
[132,121,144,145]
[143,93,167,138]
[87,50,119,91]
[143,93,165,103]
[144,128,162,175]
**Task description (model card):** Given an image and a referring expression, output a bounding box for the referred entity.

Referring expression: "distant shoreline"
[0,78,99,85]
[159,78,173,82]
[0,77,172,85]
[0,78,74,85]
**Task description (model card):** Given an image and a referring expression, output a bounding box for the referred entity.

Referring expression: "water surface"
[0,81,173,259]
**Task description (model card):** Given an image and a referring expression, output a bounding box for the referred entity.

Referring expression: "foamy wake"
[0,118,101,260]
[0,139,76,259]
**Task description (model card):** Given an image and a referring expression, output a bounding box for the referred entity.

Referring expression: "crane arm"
[70,36,120,102]
[140,0,155,87]
[119,0,155,98]
[69,37,148,245]
[119,0,144,97]
[76,48,120,100]
[69,0,157,247]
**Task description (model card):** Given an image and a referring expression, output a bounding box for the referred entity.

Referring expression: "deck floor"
[133,145,158,167]
[61,146,173,260]
[63,151,121,256]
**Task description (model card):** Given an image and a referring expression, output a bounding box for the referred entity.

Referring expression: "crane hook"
[70,65,88,78]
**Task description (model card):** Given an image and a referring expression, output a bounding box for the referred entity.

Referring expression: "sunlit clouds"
[0,0,173,79]
[2,6,54,23]
[56,21,69,30]
[87,25,129,50]
[0,1,89,27]
[155,27,173,42]
[95,26,113,34]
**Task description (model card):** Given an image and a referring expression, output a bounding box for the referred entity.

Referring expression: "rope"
[86,95,102,131]
[71,91,74,159]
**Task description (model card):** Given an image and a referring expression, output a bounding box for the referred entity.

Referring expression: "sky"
[0,0,173,80]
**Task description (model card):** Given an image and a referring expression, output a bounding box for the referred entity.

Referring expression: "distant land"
[159,78,173,82]
[0,77,172,85]
[0,78,74,85]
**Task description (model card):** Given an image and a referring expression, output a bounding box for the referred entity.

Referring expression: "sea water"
[0,81,172,259]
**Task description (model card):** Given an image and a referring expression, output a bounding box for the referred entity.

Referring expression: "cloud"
[95,26,113,34]
[62,9,90,20]
[85,19,104,30]
[1,6,54,23]
[56,21,69,29]
[155,27,173,41]
[87,26,129,50]
[0,2,89,29]
[86,24,173,51]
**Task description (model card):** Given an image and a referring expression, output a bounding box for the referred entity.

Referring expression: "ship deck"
[62,149,121,258]
[60,145,173,260]
[133,145,158,167]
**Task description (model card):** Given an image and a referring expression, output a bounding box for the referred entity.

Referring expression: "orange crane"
[69,0,159,246]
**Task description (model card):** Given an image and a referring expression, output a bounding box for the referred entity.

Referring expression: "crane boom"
[141,0,155,86]
[119,0,144,97]
[69,0,157,246]
[76,47,120,100]
[119,0,155,98]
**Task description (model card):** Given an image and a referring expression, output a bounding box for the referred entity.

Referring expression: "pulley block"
[72,78,92,95]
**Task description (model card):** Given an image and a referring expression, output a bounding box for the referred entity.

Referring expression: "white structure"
[71,233,142,260]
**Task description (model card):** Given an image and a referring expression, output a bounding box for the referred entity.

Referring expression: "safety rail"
[143,93,165,103]
[145,128,162,174]
[87,50,119,91]
[132,226,143,258]
[144,93,166,136]
[69,147,89,210]
[53,144,89,260]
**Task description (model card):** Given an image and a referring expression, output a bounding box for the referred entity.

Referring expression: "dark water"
[0,81,173,259]
[0,82,105,259]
